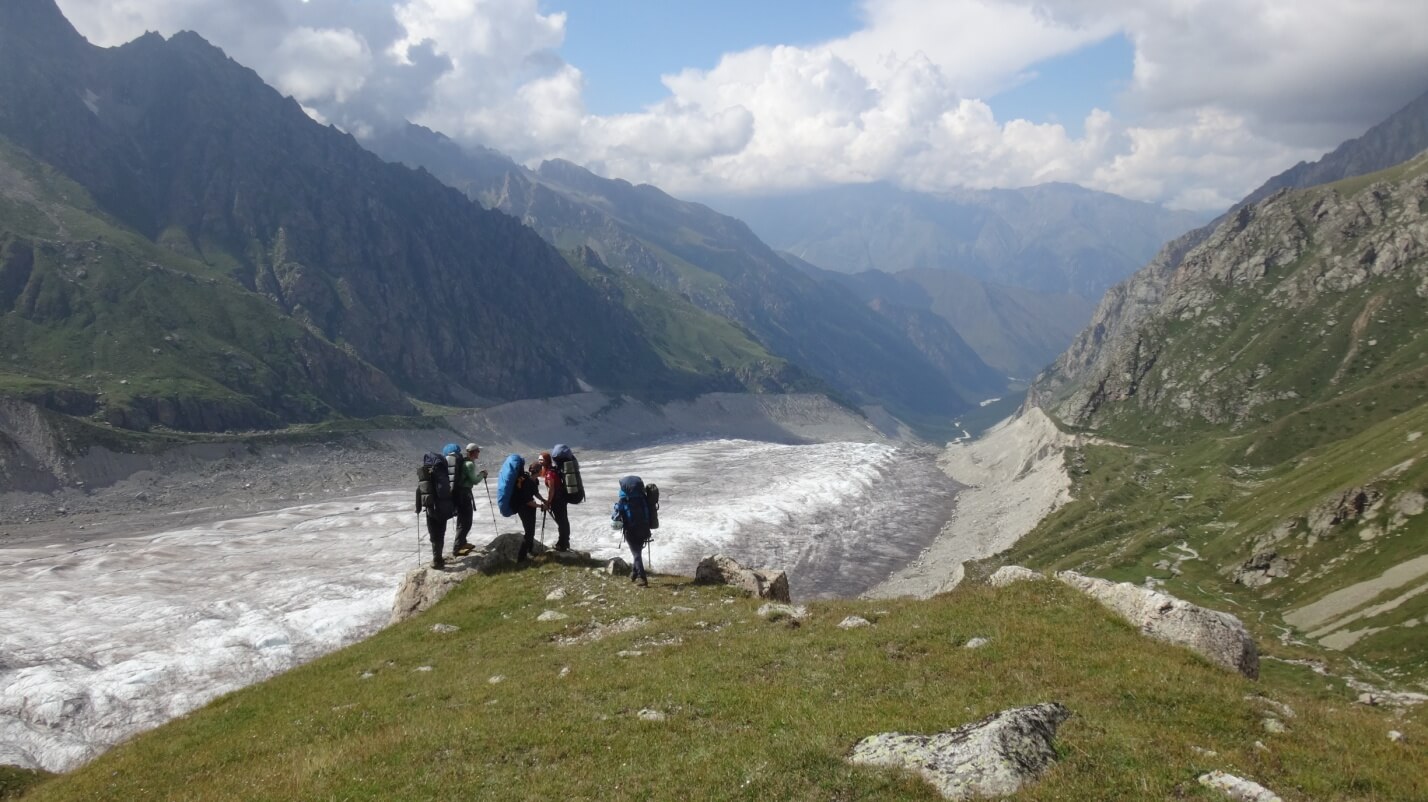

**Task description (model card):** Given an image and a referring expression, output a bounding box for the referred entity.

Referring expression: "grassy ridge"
[20,563,1426,801]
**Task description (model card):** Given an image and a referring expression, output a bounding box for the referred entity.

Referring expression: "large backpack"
[443,443,472,493]
[496,454,525,517]
[417,452,456,520]
[551,443,585,504]
[646,483,660,530]
[616,475,652,537]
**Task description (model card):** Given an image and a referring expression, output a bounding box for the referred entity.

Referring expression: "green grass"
[0,767,50,800]
[18,563,1427,801]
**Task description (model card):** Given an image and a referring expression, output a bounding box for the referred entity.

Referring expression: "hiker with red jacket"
[538,451,572,551]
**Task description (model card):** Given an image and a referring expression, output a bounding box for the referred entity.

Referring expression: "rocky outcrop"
[848,703,1071,800]
[988,566,1045,587]
[1057,571,1259,678]
[390,566,470,624]
[1198,771,1283,802]
[693,555,791,602]
[1231,551,1295,588]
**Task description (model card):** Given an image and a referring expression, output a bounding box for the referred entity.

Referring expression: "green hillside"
[15,563,1426,801]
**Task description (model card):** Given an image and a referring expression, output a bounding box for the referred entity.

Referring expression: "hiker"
[538,451,572,551]
[514,457,547,561]
[451,443,488,556]
[611,475,653,587]
[415,452,457,569]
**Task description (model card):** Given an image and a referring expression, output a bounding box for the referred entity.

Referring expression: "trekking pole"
[415,513,422,566]
[541,508,547,543]
[483,477,499,537]
[644,536,654,574]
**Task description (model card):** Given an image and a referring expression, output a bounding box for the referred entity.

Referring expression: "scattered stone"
[848,703,1070,800]
[430,623,459,634]
[616,650,644,658]
[537,610,570,622]
[964,637,990,649]
[413,665,433,672]
[757,603,809,622]
[488,675,505,684]
[555,616,648,647]
[1190,746,1218,757]
[607,557,631,576]
[838,615,872,629]
[1262,718,1286,734]
[637,709,667,722]
[694,554,791,602]
[1197,770,1282,802]
[1246,696,1295,719]
[558,666,571,678]
[546,587,568,601]
[1253,741,1269,752]
[359,671,375,680]
[668,605,696,614]
[988,566,1044,587]
[1389,730,1404,742]
[1056,571,1259,678]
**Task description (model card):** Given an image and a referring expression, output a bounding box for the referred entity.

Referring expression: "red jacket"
[542,465,565,504]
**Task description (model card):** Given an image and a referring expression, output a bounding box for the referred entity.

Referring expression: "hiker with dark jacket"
[415,454,457,570]
[538,451,572,551]
[611,476,652,587]
[514,459,547,561]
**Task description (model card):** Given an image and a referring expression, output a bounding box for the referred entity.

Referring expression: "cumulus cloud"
[52,0,1428,210]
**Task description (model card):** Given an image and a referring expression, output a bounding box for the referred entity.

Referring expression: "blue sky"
[56,0,1428,211]
[555,0,866,115]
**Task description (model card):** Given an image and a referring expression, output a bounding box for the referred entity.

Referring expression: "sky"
[52,0,1428,211]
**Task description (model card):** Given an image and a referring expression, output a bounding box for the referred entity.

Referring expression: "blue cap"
[442,443,461,456]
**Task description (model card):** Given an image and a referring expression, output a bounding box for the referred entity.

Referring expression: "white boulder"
[693,554,791,602]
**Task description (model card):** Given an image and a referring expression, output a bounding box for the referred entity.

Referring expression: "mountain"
[366,125,1005,423]
[1235,88,1428,212]
[786,257,1097,381]
[699,182,1206,299]
[0,0,778,432]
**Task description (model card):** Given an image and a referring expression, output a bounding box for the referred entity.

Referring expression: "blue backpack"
[614,475,653,536]
[496,454,525,517]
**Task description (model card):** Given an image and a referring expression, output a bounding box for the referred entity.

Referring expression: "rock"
[488,675,504,684]
[390,566,469,624]
[838,615,872,629]
[1262,718,1286,734]
[693,554,791,602]
[757,603,809,621]
[546,587,568,601]
[617,650,644,658]
[607,557,631,576]
[848,703,1070,800]
[1197,771,1282,802]
[988,566,1044,587]
[638,709,667,722]
[537,610,569,622]
[964,637,990,649]
[1307,486,1381,537]
[430,623,459,634]
[1231,551,1296,588]
[471,531,548,569]
[1389,730,1404,742]
[1056,571,1259,678]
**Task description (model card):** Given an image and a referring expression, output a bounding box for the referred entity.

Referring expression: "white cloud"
[51,0,1428,211]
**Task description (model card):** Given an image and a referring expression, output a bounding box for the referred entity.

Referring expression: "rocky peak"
[0,0,86,51]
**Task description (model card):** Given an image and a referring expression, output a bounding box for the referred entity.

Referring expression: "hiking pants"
[549,500,571,550]
[623,527,649,581]
[453,492,474,549]
[425,513,447,564]
[517,506,537,559]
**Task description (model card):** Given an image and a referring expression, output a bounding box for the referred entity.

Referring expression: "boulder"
[606,557,631,576]
[757,603,809,622]
[693,554,791,602]
[1230,551,1295,588]
[988,566,1044,587]
[838,615,872,629]
[1056,571,1259,678]
[390,566,468,624]
[848,703,1071,800]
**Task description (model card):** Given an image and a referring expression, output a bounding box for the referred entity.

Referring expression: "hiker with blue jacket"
[514,458,547,561]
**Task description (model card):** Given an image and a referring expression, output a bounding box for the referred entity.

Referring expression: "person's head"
[465,443,480,460]
[528,459,541,477]
[539,451,552,468]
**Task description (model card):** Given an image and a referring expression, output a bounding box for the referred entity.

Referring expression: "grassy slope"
[999,163,1428,685]
[20,562,1426,801]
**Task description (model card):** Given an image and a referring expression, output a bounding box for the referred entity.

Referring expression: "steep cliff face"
[1031,153,1428,456]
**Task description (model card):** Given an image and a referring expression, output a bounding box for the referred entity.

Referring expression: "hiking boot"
[432,557,446,570]
[453,543,474,556]
[637,577,649,588]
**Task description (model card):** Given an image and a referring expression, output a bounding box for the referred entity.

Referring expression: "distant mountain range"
[699,182,1207,299]
[366,126,1010,423]
[0,0,813,433]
